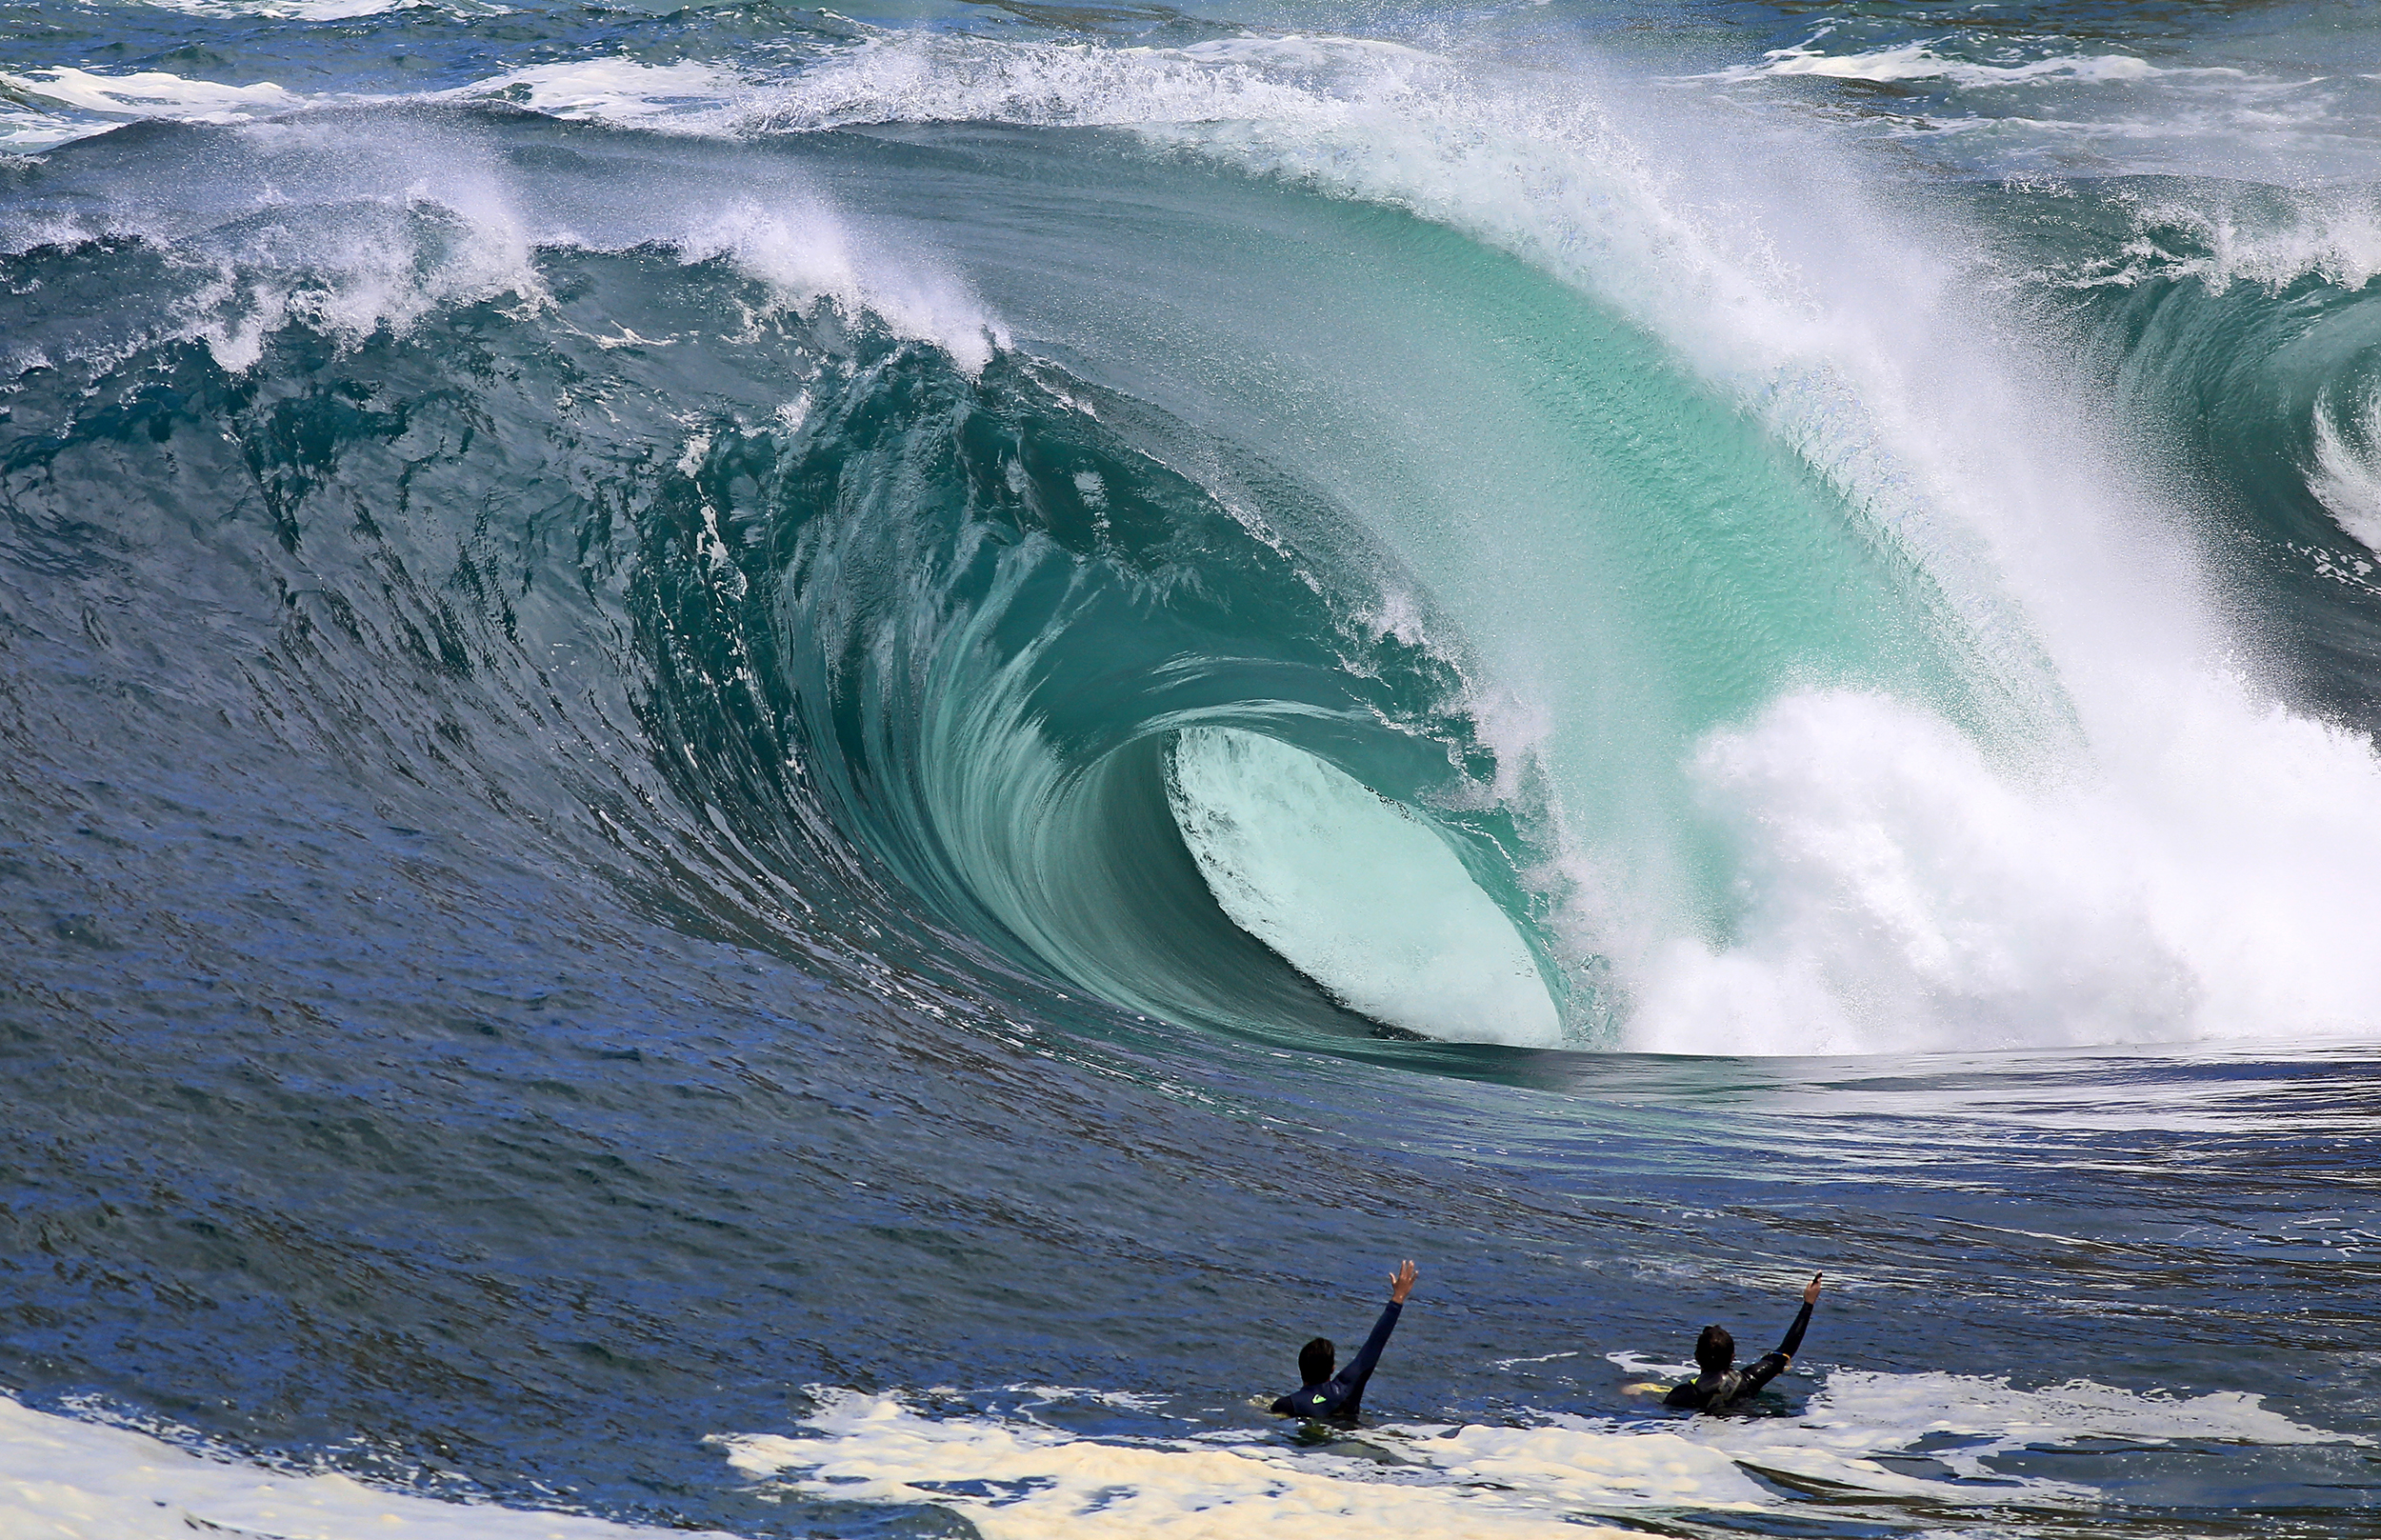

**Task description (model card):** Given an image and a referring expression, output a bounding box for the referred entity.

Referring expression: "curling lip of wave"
[2310,387,2381,555]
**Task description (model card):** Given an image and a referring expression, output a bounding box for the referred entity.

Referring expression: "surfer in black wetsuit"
[1270,1260,1418,1426]
[1664,1272,1823,1413]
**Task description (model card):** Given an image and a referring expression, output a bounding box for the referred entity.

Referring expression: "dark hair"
[1299,1336,1335,1386]
[1694,1325,1734,1374]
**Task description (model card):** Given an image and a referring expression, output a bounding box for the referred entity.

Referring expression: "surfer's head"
[1299,1337,1334,1385]
[1694,1325,1734,1373]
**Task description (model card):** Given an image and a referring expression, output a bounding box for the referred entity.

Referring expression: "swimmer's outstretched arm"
[1334,1260,1420,1392]
[1739,1272,1822,1398]
[1776,1272,1822,1362]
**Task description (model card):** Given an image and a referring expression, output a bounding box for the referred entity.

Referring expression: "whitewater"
[3,0,2378,1536]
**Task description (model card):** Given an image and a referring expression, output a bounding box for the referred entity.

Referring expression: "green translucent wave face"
[733,125,2013,1038]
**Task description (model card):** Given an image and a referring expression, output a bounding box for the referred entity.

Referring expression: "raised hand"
[1390,1259,1419,1304]
[1804,1272,1824,1305]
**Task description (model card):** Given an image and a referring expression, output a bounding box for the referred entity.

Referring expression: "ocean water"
[4,0,2381,1535]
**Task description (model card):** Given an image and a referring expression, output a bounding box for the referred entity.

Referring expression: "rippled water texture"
[3,1,2380,1536]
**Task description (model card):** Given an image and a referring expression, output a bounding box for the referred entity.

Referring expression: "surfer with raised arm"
[1664,1272,1824,1412]
[1271,1260,1418,1426]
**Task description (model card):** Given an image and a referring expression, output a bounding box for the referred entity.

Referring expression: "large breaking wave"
[11,10,2381,1540]
[10,30,2381,1068]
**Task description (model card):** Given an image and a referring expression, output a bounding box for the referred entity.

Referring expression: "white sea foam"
[663,196,1005,374]
[2061,187,2381,294]
[8,98,997,380]
[0,210,95,259]
[717,1389,1640,1538]
[461,59,747,132]
[2,56,725,154]
[1670,1368,2361,1507]
[1711,26,2370,182]
[4,67,302,119]
[726,32,1895,530]
[154,0,509,15]
[0,67,304,150]
[1712,40,2203,90]
[737,32,1400,136]
[1786,1369,2359,1459]
[0,156,547,376]
[1630,677,2381,1053]
[0,1395,741,1540]
[2311,384,2381,553]
[174,117,548,370]
[371,57,1006,367]
[8,1364,2342,1540]
[713,1372,2355,1535]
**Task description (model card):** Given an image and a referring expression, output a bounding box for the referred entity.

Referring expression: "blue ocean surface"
[3,0,2380,1535]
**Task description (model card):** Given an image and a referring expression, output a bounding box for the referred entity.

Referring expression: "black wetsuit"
[1271,1301,1402,1425]
[1664,1298,1813,1412]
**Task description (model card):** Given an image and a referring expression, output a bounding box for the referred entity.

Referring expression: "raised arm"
[1740,1272,1821,1398]
[1333,1260,1418,1391]
[1775,1272,1821,1360]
